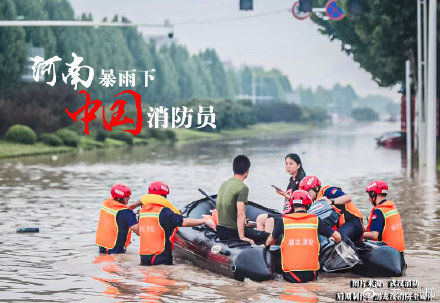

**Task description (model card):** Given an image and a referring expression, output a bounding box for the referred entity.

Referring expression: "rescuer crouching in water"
[364,180,405,253]
[265,190,341,283]
[139,181,212,265]
[95,184,142,254]
[299,176,364,244]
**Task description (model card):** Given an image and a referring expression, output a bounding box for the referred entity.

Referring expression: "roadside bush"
[149,129,168,141]
[179,98,256,131]
[352,107,379,122]
[254,102,302,123]
[96,130,107,142]
[164,130,176,141]
[5,125,37,144]
[40,133,63,146]
[301,107,328,125]
[55,129,80,147]
[109,131,133,145]
[0,83,81,136]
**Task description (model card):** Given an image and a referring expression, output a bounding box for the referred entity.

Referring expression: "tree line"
[297,83,398,119]
[0,0,292,106]
[311,0,439,95]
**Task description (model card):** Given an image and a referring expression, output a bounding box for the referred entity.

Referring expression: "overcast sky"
[70,0,400,102]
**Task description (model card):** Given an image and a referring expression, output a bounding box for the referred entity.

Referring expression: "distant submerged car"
[376,131,406,149]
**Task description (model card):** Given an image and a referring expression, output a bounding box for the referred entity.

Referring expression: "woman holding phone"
[277,153,306,208]
[256,153,306,232]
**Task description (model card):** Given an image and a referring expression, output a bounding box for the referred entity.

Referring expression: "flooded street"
[1,122,439,302]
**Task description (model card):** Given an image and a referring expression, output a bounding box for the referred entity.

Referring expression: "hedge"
[108,131,133,145]
[55,129,80,147]
[5,124,37,144]
[40,133,63,146]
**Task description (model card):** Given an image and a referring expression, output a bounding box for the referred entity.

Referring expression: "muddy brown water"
[0,122,439,302]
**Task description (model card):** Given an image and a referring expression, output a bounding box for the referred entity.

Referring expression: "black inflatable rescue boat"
[308,199,407,277]
[174,194,277,281]
[174,194,406,281]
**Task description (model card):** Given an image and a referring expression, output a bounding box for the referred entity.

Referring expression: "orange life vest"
[95,198,132,249]
[139,203,180,255]
[367,200,405,252]
[202,209,220,229]
[281,213,320,272]
[317,185,363,228]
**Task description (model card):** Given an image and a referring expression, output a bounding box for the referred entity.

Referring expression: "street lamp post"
[406,60,412,176]
[426,0,437,179]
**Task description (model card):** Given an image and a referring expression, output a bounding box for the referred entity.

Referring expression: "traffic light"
[299,0,313,13]
[240,0,253,10]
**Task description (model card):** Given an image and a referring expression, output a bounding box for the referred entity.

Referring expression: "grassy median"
[0,122,311,159]
[172,122,311,143]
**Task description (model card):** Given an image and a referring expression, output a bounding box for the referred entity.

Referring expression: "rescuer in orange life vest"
[139,181,213,266]
[265,190,341,283]
[364,180,405,252]
[299,176,364,244]
[95,184,142,254]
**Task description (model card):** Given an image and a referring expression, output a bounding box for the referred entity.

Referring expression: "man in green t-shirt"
[216,155,269,245]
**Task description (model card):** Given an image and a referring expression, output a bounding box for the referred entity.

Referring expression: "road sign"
[292,1,312,20]
[325,0,344,21]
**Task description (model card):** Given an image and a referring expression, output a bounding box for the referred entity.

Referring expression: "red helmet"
[111,183,131,199]
[299,176,321,191]
[148,181,170,196]
[365,180,388,195]
[283,190,313,214]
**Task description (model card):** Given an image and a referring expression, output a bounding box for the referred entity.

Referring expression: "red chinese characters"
[65,90,143,135]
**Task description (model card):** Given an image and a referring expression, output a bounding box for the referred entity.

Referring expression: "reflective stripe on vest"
[367,200,405,252]
[139,204,167,255]
[95,198,132,249]
[281,213,320,272]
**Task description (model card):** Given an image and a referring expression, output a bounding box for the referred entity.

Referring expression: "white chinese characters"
[147,106,215,130]
[29,53,156,90]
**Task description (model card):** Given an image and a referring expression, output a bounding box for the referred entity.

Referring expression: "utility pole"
[426,0,437,179]
[415,0,420,163]
[251,70,256,105]
[406,60,412,176]
[416,0,426,175]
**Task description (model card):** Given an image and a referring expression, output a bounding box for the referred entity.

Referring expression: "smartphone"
[271,185,282,191]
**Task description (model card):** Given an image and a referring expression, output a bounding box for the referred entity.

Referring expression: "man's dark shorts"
[216,225,270,245]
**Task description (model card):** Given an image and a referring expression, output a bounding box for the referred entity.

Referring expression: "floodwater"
[0,122,439,302]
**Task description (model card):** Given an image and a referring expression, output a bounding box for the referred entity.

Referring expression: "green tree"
[14,0,57,57]
[311,0,439,92]
[352,107,379,122]
[0,0,27,91]
[200,49,233,98]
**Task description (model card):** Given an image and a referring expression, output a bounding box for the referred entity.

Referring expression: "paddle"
[198,188,216,204]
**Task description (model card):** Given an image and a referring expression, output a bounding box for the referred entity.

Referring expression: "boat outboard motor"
[307,199,339,227]
[319,235,360,272]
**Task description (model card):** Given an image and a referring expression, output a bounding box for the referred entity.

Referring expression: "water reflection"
[280,284,319,302]
[1,122,440,302]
